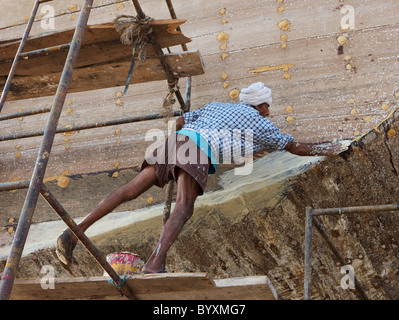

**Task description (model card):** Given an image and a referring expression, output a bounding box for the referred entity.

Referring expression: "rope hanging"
[114,15,154,95]
[114,15,180,120]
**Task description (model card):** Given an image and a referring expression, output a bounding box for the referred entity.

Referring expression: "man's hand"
[284,141,350,157]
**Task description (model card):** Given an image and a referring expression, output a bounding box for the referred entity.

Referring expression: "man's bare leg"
[142,168,201,273]
[62,165,158,242]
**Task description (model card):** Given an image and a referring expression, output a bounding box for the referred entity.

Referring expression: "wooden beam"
[0,50,204,100]
[10,273,277,300]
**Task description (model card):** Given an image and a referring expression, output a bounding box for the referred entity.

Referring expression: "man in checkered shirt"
[56,83,343,274]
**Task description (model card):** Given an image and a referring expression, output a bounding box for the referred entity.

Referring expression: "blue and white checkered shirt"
[181,101,294,163]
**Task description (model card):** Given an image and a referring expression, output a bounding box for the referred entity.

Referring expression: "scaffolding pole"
[304,204,399,300]
[0,0,95,300]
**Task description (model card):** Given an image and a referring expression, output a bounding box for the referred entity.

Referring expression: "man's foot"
[56,230,77,266]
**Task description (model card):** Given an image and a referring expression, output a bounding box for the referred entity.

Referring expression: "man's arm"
[284,141,345,156]
[175,117,185,131]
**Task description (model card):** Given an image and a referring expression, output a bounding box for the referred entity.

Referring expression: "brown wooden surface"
[0,49,204,100]
[0,19,199,100]
[10,273,277,300]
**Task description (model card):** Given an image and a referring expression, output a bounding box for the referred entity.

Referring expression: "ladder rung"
[19,43,71,58]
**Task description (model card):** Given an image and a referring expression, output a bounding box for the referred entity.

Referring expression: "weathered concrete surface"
[2,109,399,300]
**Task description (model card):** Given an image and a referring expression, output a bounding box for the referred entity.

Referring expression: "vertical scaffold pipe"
[0,0,95,300]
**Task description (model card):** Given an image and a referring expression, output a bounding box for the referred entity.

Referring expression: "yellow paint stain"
[67,100,73,106]
[283,73,291,79]
[69,4,77,11]
[116,99,124,107]
[219,8,226,15]
[147,197,154,204]
[65,145,71,150]
[221,53,229,60]
[280,43,287,49]
[229,89,240,100]
[220,43,227,51]
[114,162,120,168]
[16,144,20,150]
[112,172,119,178]
[7,227,13,234]
[286,115,295,123]
[350,108,357,115]
[70,14,76,21]
[221,73,228,80]
[286,105,294,113]
[363,116,371,123]
[388,129,397,139]
[15,152,21,159]
[66,108,73,114]
[277,19,290,31]
[382,103,389,111]
[116,91,123,98]
[337,35,348,45]
[115,129,121,136]
[395,91,399,98]
[57,176,70,188]
[221,18,228,24]
[217,32,229,42]
[249,64,295,74]
[64,137,71,143]
[116,138,122,144]
[117,3,125,10]
[280,34,288,41]
[223,82,230,89]
[8,218,14,224]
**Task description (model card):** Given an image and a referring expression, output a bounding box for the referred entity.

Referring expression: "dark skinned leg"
[142,168,201,273]
[64,165,158,242]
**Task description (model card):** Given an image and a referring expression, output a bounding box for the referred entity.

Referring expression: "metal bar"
[0,45,71,66]
[0,110,182,142]
[304,207,313,300]
[131,0,146,19]
[185,77,192,112]
[0,0,95,300]
[0,107,51,122]
[312,216,369,300]
[0,0,41,112]
[164,0,188,51]
[0,180,30,192]
[39,185,136,300]
[312,204,399,217]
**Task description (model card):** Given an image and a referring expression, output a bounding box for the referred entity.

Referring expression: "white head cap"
[239,82,272,107]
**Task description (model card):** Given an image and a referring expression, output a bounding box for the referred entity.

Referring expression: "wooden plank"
[0,50,205,100]
[10,273,277,300]
[0,19,192,77]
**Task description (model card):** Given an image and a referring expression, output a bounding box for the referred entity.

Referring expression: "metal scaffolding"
[304,204,399,300]
[0,0,192,300]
